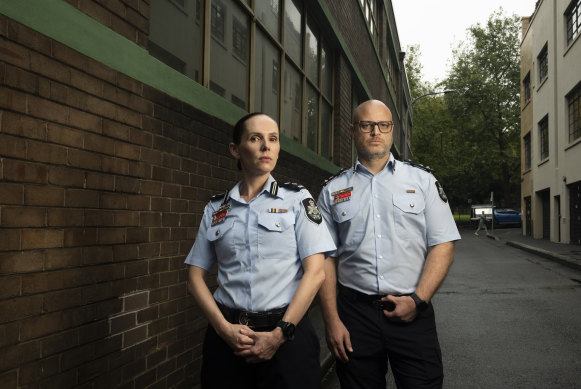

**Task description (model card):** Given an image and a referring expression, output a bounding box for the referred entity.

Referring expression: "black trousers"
[336,289,443,389]
[201,316,321,389]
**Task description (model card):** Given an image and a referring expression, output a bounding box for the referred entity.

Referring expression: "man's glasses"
[355,121,394,133]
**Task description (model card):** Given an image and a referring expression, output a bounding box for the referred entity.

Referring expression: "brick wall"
[0,14,330,389]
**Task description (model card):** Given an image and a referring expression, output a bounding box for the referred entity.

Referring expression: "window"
[566,0,581,45]
[568,82,581,142]
[523,73,531,104]
[360,0,379,47]
[524,132,531,170]
[149,0,335,161]
[539,116,549,160]
[538,44,548,83]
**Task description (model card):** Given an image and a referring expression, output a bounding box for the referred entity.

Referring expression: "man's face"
[351,101,393,161]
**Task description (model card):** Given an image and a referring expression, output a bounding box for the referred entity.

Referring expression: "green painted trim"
[1,0,340,174]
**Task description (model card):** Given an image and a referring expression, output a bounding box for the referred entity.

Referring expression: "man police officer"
[317,99,461,388]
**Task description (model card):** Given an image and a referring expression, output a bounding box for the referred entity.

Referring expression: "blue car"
[493,208,522,226]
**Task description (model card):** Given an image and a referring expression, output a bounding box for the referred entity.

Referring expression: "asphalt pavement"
[320,226,581,388]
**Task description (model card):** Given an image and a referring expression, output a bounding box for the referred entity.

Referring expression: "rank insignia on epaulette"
[435,181,448,203]
[302,198,322,224]
[322,168,347,186]
[211,204,231,226]
[331,187,353,204]
[267,208,288,213]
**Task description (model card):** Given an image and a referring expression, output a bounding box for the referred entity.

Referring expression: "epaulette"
[210,190,229,206]
[404,160,433,174]
[279,182,305,192]
[322,168,348,187]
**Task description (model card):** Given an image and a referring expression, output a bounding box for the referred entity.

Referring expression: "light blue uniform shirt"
[185,175,336,312]
[317,155,461,296]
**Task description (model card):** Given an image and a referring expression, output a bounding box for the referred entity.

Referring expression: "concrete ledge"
[505,241,581,271]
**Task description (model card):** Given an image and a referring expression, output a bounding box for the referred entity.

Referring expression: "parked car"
[493,208,522,226]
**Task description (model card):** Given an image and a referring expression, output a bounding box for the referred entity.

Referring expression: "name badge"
[331,187,353,204]
[211,204,231,226]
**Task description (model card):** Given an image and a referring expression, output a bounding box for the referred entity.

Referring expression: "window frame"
[537,44,548,84]
[539,115,549,161]
[566,0,581,46]
[567,82,581,143]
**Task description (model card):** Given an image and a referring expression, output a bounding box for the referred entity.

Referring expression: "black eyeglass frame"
[354,121,394,133]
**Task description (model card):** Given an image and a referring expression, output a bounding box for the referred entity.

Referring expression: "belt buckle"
[238,312,249,326]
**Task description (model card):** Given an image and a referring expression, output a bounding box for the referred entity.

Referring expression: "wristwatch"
[411,293,429,312]
[276,321,295,341]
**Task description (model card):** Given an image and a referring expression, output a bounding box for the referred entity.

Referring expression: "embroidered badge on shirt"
[302,198,322,224]
[267,208,288,213]
[406,189,416,193]
[331,187,353,204]
[435,181,448,203]
[211,204,231,226]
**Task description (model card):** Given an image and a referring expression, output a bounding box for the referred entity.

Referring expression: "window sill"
[537,158,549,167]
[565,136,581,151]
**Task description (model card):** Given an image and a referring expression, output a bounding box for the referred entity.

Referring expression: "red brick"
[47,208,84,227]
[115,176,139,193]
[126,227,148,243]
[130,127,152,147]
[3,159,48,184]
[40,329,79,357]
[139,242,160,258]
[52,40,88,69]
[116,106,141,127]
[103,156,129,175]
[129,94,153,115]
[0,251,44,274]
[68,107,102,133]
[26,140,68,164]
[42,288,83,312]
[123,324,147,348]
[110,13,138,44]
[18,355,60,385]
[115,141,140,160]
[113,210,139,226]
[128,161,150,178]
[21,229,63,249]
[86,94,117,119]
[46,123,84,147]
[0,295,42,322]
[1,206,45,227]
[1,112,46,140]
[103,118,131,141]
[0,276,21,299]
[86,172,115,191]
[4,64,38,94]
[98,228,126,244]
[24,185,64,206]
[43,247,82,269]
[150,228,170,242]
[150,197,170,212]
[85,133,115,155]
[64,228,98,247]
[110,312,136,335]
[61,343,96,370]
[0,134,25,158]
[70,68,102,96]
[127,195,150,210]
[27,96,69,125]
[0,341,40,372]
[48,166,85,187]
[82,245,114,265]
[85,209,115,226]
[65,189,100,208]
[100,192,127,209]
[0,182,23,204]
[114,244,139,261]
[0,229,20,250]
[139,180,162,196]
[103,83,131,106]
[0,36,30,69]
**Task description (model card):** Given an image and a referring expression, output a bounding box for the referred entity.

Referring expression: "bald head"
[352,100,392,123]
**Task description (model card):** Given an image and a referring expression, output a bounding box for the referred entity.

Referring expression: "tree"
[410,10,521,208]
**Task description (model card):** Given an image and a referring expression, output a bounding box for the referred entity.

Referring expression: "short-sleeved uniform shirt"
[185,175,336,312]
[317,155,461,296]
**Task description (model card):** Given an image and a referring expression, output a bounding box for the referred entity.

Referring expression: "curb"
[504,240,581,271]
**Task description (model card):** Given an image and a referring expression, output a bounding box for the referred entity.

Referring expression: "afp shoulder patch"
[322,168,348,187]
[435,181,448,203]
[302,198,322,224]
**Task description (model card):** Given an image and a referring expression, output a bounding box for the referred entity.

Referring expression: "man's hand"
[325,317,353,362]
[382,295,418,323]
[234,327,285,363]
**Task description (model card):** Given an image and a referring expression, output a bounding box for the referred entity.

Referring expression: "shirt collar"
[354,154,396,175]
[230,175,282,202]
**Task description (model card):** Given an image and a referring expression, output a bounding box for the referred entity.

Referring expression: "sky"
[391,0,537,84]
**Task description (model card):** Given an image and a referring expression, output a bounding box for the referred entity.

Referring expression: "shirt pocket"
[330,200,363,247]
[206,218,236,259]
[392,194,426,237]
[257,212,297,258]
[330,200,360,223]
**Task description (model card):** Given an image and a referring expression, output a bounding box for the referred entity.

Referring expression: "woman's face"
[230,114,280,176]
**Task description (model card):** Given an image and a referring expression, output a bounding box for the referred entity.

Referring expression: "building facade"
[0,0,411,387]
[520,0,581,244]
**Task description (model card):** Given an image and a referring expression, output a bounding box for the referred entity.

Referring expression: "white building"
[520,0,581,244]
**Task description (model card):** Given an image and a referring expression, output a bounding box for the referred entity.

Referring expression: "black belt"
[217,303,287,331]
[339,285,404,311]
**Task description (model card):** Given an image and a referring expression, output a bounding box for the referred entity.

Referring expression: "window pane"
[305,20,319,84]
[256,0,280,41]
[321,43,332,98]
[321,101,332,159]
[283,62,302,142]
[210,0,249,109]
[254,29,280,122]
[284,0,302,64]
[306,84,318,152]
[149,0,204,83]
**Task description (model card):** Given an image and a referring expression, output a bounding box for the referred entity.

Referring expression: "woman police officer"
[185,112,336,388]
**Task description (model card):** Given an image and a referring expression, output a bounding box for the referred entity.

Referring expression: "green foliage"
[408,9,521,208]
